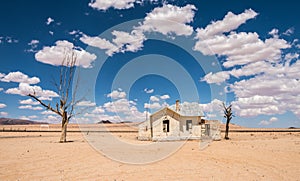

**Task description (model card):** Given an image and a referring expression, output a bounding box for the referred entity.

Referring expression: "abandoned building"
[138,100,221,141]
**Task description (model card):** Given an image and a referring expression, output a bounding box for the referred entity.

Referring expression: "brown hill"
[0,118,48,125]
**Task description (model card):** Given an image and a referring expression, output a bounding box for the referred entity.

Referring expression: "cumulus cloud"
[35,40,97,68]
[150,95,160,102]
[5,83,59,100]
[91,106,105,114]
[144,102,162,109]
[26,39,39,52]
[0,88,3,92]
[81,4,196,56]
[201,71,230,84]
[197,9,258,38]
[0,112,8,116]
[41,110,57,115]
[80,34,118,56]
[1,71,40,84]
[139,4,196,36]
[160,94,170,100]
[80,30,145,56]
[112,30,146,53]
[194,9,290,68]
[19,105,43,111]
[259,117,278,126]
[0,103,6,108]
[44,115,60,123]
[230,60,300,117]
[19,99,40,105]
[80,89,148,123]
[89,0,136,10]
[144,88,154,94]
[76,100,96,107]
[107,89,126,99]
[283,28,294,36]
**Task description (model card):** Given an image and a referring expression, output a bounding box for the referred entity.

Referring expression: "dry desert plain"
[0,123,300,181]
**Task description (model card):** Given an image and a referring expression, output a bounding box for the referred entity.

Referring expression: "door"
[163,120,169,132]
[186,120,192,131]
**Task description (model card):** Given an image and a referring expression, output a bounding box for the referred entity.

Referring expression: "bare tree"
[222,102,233,140]
[29,51,78,143]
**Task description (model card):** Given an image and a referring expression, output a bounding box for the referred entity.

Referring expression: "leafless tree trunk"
[222,102,233,140]
[29,51,78,143]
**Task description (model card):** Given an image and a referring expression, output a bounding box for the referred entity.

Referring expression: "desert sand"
[0,124,299,180]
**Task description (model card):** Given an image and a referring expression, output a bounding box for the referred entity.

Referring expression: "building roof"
[169,102,204,117]
[150,105,204,118]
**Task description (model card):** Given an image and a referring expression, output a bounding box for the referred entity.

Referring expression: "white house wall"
[152,115,180,140]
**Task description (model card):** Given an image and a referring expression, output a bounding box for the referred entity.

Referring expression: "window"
[163,120,169,132]
[205,124,210,136]
[186,120,192,131]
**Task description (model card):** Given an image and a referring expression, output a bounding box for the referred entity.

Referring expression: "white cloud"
[49,31,54,36]
[89,0,136,10]
[5,83,59,99]
[201,71,230,84]
[80,30,145,56]
[19,99,40,105]
[259,117,278,126]
[26,40,40,53]
[101,98,146,122]
[1,71,40,84]
[144,88,154,94]
[0,103,6,108]
[194,9,290,68]
[0,88,3,92]
[46,17,54,25]
[19,115,38,120]
[230,60,300,117]
[0,112,8,117]
[19,105,43,111]
[160,94,170,100]
[150,95,160,102]
[41,110,57,115]
[199,99,223,114]
[44,115,60,123]
[80,34,118,56]
[28,40,39,46]
[284,53,299,63]
[91,106,105,114]
[195,31,290,68]
[77,100,96,107]
[139,4,197,36]
[107,89,126,99]
[82,4,196,56]
[268,28,279,38]
[144,102,161,109]
[196,9,257,38]
[283,28,294,36]
[111,30,146,53]
[35,40,97,68]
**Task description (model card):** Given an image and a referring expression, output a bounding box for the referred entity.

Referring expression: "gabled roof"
[150,106,203,118]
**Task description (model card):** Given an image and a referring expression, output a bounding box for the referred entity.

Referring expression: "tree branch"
[28,94,62,116]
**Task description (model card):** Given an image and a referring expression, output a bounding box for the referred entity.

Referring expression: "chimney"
[175,100,180,112]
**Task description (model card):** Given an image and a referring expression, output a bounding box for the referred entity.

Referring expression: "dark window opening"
[205,124,210,136]
[163,120,169,132]
[186,120,192,131]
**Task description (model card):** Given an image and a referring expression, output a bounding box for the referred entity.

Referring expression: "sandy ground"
[0,124,300,180]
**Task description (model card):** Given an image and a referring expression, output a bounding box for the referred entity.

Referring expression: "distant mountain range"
[0,118,48,125]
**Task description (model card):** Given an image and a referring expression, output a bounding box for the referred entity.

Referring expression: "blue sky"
[0,0,299,128]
